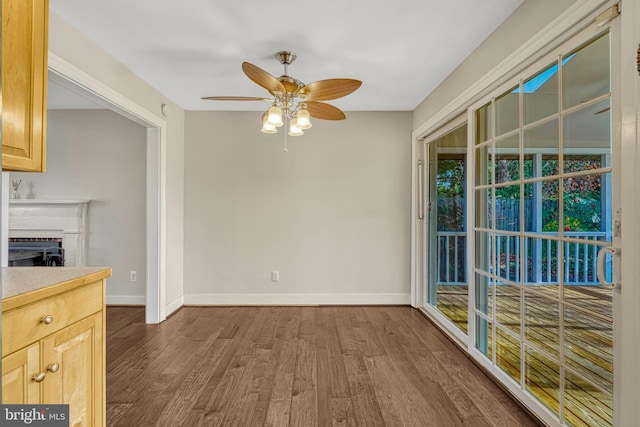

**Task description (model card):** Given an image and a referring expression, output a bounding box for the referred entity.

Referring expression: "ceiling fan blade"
[305,101,346,120]
[201,96,271,101]
[242,62,286,96]
[297,79,362,101]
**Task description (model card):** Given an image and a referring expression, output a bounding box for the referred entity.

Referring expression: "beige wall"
[48,12,186,309]
[184,111,412,303]
[47,12,412,307]
[44,0,579,308]
[12,110,147,301]
[413,0,579,128]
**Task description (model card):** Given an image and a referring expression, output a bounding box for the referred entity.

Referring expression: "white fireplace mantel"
[10,199,90,205]
[9,199,91,266]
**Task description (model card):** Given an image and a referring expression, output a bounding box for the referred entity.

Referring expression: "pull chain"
[284,116,289,152]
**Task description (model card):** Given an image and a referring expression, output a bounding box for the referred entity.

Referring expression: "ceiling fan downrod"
[275,51,296,77]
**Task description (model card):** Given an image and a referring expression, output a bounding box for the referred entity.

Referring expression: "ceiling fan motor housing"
[275,51,297,65]
[278,76,305,94]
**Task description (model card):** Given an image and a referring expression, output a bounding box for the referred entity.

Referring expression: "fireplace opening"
[8,238,65,266]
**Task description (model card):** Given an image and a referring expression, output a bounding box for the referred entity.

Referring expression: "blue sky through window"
[513,54,575,93]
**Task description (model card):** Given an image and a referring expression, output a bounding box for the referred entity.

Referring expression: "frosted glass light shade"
[288,118,304,136]
[261,113,277,133]
[267,105,283,127]
[296,109,312,129]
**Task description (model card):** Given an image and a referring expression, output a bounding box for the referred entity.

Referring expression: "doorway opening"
[48,55,167,324]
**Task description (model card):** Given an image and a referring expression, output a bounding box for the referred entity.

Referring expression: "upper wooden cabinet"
[1,0,48,172]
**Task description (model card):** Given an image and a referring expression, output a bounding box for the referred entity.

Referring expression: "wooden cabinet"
[2,275,107,427]
[2,343,39,404]
[1,0,48,172]
[42,313,103,426]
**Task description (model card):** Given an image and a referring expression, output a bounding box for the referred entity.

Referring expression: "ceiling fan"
[202,51,362,136]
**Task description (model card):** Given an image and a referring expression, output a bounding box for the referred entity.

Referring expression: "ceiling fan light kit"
[288,118,304,136]
[266,104,284,127]
[295,107,312,129]
[203,51,361,144]
[261,112,278,134]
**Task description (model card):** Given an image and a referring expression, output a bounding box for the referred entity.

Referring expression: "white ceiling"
[49,0,524,112]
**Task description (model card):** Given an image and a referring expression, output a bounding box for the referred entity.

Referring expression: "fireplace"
[8,237,65,266]
[9,199,90,267]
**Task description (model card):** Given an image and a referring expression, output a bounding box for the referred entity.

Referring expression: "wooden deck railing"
[437,231,610,285]
[436,231,467,284]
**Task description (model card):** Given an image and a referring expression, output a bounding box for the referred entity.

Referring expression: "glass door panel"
[495,86,519,136]
[476,103,492,144]
[564,369,613,427]
[495,281,521,334]
[563,33,610,110]
[426,124,469,333]
[496,327,521,383]
[525,345,561,414]
[523,63,559,125]
[472,30,614,426]
[524,119,559,179]
[495,134,520,183]
[524,290,560,357]
[563,99,611,162]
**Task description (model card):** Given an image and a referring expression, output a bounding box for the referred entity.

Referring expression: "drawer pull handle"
[40,315,54,324]
[47,363,60,373]
[32,372,46,382]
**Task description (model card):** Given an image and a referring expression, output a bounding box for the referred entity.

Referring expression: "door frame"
[616,0,640,424]
[48,53,167,324]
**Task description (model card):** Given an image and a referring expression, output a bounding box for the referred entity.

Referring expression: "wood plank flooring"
[106,306,540,426]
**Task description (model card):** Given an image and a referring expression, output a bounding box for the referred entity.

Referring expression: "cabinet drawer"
[2,281,102,357]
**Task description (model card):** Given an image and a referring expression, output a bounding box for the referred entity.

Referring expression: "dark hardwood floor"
[106,306,540,426]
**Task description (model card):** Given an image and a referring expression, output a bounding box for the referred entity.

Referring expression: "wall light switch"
[271,271,279,282]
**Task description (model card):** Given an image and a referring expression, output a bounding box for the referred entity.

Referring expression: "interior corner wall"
[184,111,412,305]
[11,110,147,301]
[48,11,186,309]
[412,0,579,128]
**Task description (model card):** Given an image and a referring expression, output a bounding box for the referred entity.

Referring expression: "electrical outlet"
[271,271,279,282]
[130,271,137,282]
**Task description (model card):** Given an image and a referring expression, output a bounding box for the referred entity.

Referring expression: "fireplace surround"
[9,199,90,267]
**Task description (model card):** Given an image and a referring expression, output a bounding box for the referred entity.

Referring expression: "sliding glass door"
[472,31,614,426]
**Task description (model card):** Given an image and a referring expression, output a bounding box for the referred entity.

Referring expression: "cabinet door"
[42,313,103,427]
[1,0,48,172]
[2,343,40,403]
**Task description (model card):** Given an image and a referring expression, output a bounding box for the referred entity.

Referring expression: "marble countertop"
[2,267,112,310]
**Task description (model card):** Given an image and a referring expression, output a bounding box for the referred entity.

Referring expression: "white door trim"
[48,52,167,324]
[616,0,640,424]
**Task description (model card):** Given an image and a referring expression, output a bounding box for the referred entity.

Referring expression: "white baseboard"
[107,293,410,312]
[165,295,184,316]
[182,293,411,306]
[106,295,145,305]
